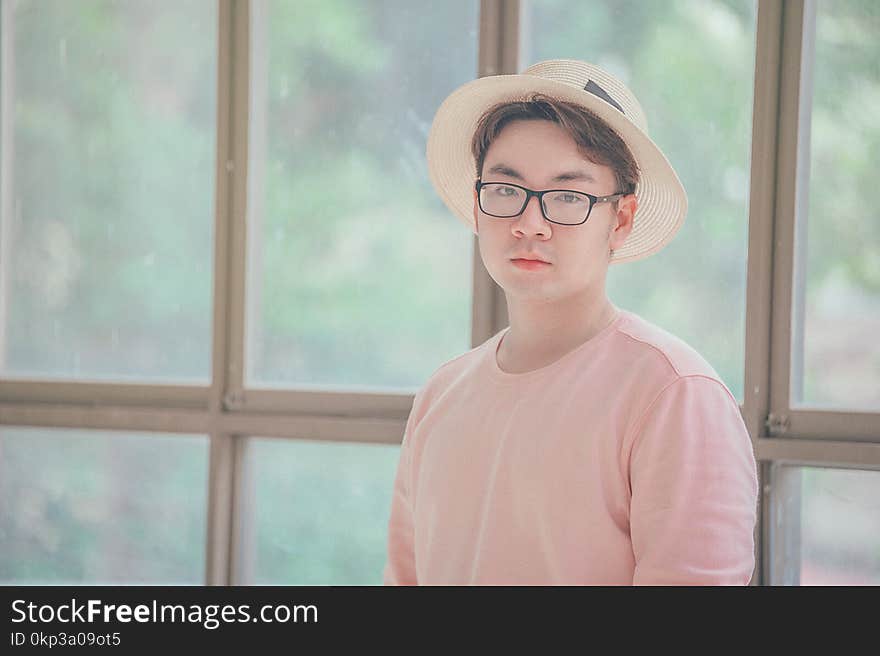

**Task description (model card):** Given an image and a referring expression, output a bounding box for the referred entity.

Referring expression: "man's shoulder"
[409,331,499,412]
[611,311,742,432]
[613,309,725,383]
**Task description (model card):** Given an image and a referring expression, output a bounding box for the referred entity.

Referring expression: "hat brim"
[426,73,687,264]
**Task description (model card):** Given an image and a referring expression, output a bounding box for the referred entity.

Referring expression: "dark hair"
[470,93,639,195]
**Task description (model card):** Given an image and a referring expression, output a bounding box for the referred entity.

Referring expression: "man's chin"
[502,282,559,302]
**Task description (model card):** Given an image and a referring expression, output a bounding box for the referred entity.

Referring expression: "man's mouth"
[510,258,552,270]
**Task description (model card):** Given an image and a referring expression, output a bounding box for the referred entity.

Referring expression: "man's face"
[473,119,633,303]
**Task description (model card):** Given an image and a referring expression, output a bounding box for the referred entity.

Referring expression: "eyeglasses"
[475,179,625,226]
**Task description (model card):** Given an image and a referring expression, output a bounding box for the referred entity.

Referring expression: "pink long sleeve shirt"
[383,308,759,585]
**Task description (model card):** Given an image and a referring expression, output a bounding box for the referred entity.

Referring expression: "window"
[0,427,208,584]
[759,0,880,584]
[771,465,880,585]
[1,0,217,382]
[0,0,478,585]
[245,0,477,391]
[1,0,877,586]
[236,438,400,585]
[792,0,880,412]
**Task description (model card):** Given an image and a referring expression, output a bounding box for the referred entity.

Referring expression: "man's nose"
[515,195,550,231]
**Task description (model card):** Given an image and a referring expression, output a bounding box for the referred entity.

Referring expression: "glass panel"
[792,0,880,410]
[239,437,399,585]
[521,0,757,402]
[773,465,880,585]
[0,0,216,382]
[0,427,209,584]
[246,0,478,391]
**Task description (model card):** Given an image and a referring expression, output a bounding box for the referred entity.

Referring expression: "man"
[383,60,759,585]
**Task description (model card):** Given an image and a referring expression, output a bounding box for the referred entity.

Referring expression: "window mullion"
[212,0,250,415]
[744,0,787,587]
[761,0,812,588]
[206,0,249,587]
[768,0,809,421]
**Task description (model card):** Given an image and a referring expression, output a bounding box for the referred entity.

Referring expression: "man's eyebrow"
[552,169,597,184]
[485,163,597,184]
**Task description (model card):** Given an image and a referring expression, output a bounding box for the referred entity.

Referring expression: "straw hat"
[426,59,687,264]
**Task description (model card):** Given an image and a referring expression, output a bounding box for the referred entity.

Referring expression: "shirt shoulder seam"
[614,325,683,377]
[624,374,736,453]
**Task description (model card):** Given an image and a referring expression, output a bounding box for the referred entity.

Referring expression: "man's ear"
[609,193,637,250]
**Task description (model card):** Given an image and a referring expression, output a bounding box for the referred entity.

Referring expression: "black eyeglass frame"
[475,179,626,226]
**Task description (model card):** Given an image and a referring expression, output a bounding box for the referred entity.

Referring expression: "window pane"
[793,0,880,410]
[0,0,216,382]
[0,427,209,584]
[246,0,478,391]
[522,0,757,402]
[239,438,399,585]
[773,465,880,585]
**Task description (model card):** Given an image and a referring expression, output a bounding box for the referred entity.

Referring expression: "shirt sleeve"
[628,375,759,585]
[382,396,420,585]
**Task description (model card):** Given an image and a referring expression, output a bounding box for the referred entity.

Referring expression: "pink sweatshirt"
[383,308,759,585]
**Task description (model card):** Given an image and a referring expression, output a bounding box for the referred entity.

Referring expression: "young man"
[383,60,759,585]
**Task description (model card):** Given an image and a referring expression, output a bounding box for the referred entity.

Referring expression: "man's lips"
[511,258,552,270]
[510,257,551,264]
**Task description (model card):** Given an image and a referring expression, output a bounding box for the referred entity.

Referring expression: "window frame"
[0,0,878,586]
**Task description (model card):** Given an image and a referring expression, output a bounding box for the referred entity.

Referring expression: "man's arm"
[628,375,759,585]
[383,405,418,585]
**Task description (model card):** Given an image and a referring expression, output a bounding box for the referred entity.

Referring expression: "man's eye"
[496,186,518,196]
[555,192,585,204]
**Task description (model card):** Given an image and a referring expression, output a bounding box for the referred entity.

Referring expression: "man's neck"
[497,294,620,374]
